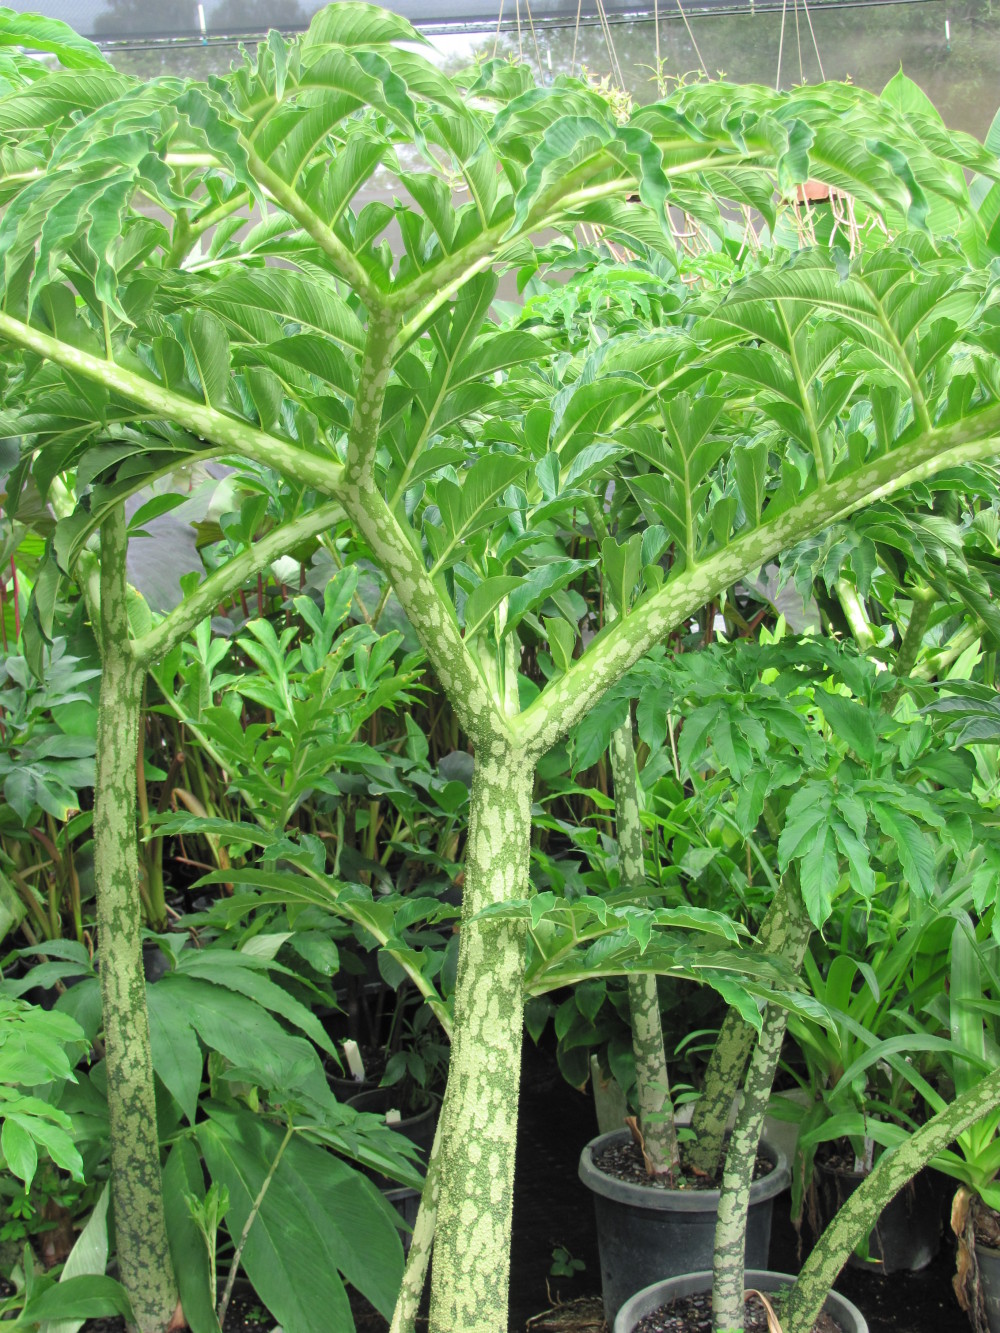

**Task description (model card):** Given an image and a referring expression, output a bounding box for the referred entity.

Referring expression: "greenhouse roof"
[4,0,896,44]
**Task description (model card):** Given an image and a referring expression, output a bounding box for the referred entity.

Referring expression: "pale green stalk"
[712,884,811,1333]
[389,1120,442,1333]
[427,747,534,1333]
[131,500,345,665]
[913,620,983,680]
[689,878,800,1176]
[892,585,938,683]
[834,578,876,650]
[94,506,178,1333]
[587,498,678,1174]
[609,721,680,1176]
[0,311,346,497]
[216,1120,294,1330]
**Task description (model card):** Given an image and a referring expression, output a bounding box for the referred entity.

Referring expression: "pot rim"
[347,1085,441,1127]
[612,1269,868,1333]
[578,1128,790,1213]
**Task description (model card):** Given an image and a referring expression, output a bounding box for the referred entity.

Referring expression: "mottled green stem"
[890,585,937,687]
[389,1118,442,1333]
[428,746,533,1333]
[784,1070,1000,1333]
[712,886,811,1333]
[689,878,798,1176]
[688,1007,754,1176]
[609,721,680,1176]
[95,507,178,1333]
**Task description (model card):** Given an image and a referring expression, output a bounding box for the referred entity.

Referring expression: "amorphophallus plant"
[4,11,1000,1331]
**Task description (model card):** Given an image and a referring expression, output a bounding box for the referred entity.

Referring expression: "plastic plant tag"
[342,1039,366,1080]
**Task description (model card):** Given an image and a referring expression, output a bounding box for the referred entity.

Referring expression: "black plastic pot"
[612,1269,868,1333]
[578,1129,790,1323]
[347,1088,437,1257]
[812,1160,942,1273]
[329,1069,381,1101]
[385,1185,422,1253]
[326,1043,388,1102]
[978,1243,1000,1333]
[347,1085,438,1161]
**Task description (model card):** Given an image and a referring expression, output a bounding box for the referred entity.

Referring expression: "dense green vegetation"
[2,6,1000,1333]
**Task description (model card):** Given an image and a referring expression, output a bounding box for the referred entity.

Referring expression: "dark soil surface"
[632,1289,841,1333]
[591,1138,770,1191]
[816,1145,867,1176]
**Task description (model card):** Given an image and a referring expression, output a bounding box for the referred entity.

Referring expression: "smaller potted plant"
[574,703,791,1322]
[348,999,448,1160]
[780,910,952,1274]
[614,1056,1000,1333]
[567,625,994,1324]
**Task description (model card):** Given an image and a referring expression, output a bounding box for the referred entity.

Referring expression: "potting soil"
[591,1137,772,1191]
[631,1289,841,1333]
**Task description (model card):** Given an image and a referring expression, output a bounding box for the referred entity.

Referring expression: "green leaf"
[198,1106,403,1328]
[176,952,337,1057]
[463,576,523,640]
[871,803,936,897]
[734,768,769,837]
[602,533,643,615]
[127,493,187,534]
[21,1276,133,1325]
[880,69,944,126]
[202,270,364,351]
[571,690,630,773]
[510,114,612,235]
[303,2,427,49]
[40,1183,111,1333]
[0,8,111,69]
[733,438,769,528]
[0,71,132,133]
[544,616,576,673]
[163,1139,221,1333]
[442,455,527,545]
[146,982,203,1123]
[506,559,593,633]
[154,974,320,1096]
[777,118,814,195]
[1,1115,37,1187]
[799,824,840,927]
[821,691,876,764]
[950,924,987,1100]
[184,310,231,409]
